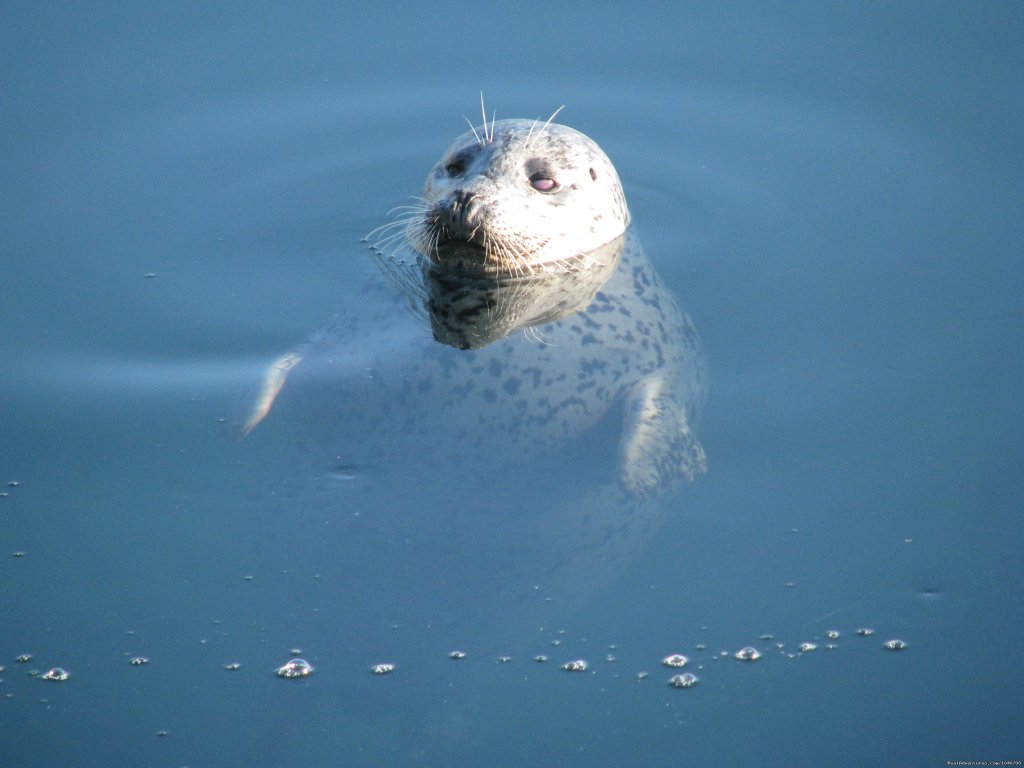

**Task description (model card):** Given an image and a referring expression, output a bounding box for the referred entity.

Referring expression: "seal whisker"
[371,218,422,254]
[365,220,404,241]
[479,92,488,143]
[464,114,483,146]
[366,201,432,246]
[369,215,416,236]
[478,92,498,144]
[528,106,565,149]
[385,204,428,217]
[382,196,430,217]
[525,117,541,149]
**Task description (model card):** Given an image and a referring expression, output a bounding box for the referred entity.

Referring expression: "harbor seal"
[237,113,711,758]
[245,114,706,499]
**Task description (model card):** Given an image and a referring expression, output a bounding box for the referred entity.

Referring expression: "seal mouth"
[431,239,489,271]
[434,230,482,249]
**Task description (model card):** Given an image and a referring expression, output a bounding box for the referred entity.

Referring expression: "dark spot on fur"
[589,167,597,181]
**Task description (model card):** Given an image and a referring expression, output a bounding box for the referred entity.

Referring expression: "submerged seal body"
[247,116,706,498]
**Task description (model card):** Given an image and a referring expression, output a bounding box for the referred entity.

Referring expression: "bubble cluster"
[4,622,905,701]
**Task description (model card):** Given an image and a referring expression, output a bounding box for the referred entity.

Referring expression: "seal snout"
[433,188,486,245]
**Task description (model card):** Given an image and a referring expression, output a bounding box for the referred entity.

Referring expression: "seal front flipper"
[242,351,303,436]
[619,374,707,497]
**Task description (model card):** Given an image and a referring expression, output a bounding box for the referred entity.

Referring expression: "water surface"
[2,3,1021,766]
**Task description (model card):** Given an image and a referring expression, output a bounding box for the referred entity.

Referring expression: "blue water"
[3,3,1022,766]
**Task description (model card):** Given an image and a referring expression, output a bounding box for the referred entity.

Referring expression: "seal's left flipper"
[242,351,303,436]
[619,374,707,497]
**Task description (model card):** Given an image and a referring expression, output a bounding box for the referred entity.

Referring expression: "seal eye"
[445,162,465,177]
[530,173,558,193]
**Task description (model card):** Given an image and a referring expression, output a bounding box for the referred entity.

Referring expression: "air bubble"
[40,668,69,682]
[276,659,313,679]
[668,672,699,688]
[734,647,761,661]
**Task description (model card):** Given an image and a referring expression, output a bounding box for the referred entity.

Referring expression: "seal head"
[411,119,630,276]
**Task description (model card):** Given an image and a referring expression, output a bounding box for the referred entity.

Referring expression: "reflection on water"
[377,234,625,350]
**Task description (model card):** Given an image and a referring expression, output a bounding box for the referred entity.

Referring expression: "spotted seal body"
[247,118,706,498]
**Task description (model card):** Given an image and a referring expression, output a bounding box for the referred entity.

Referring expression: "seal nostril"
[454,190,477,209]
